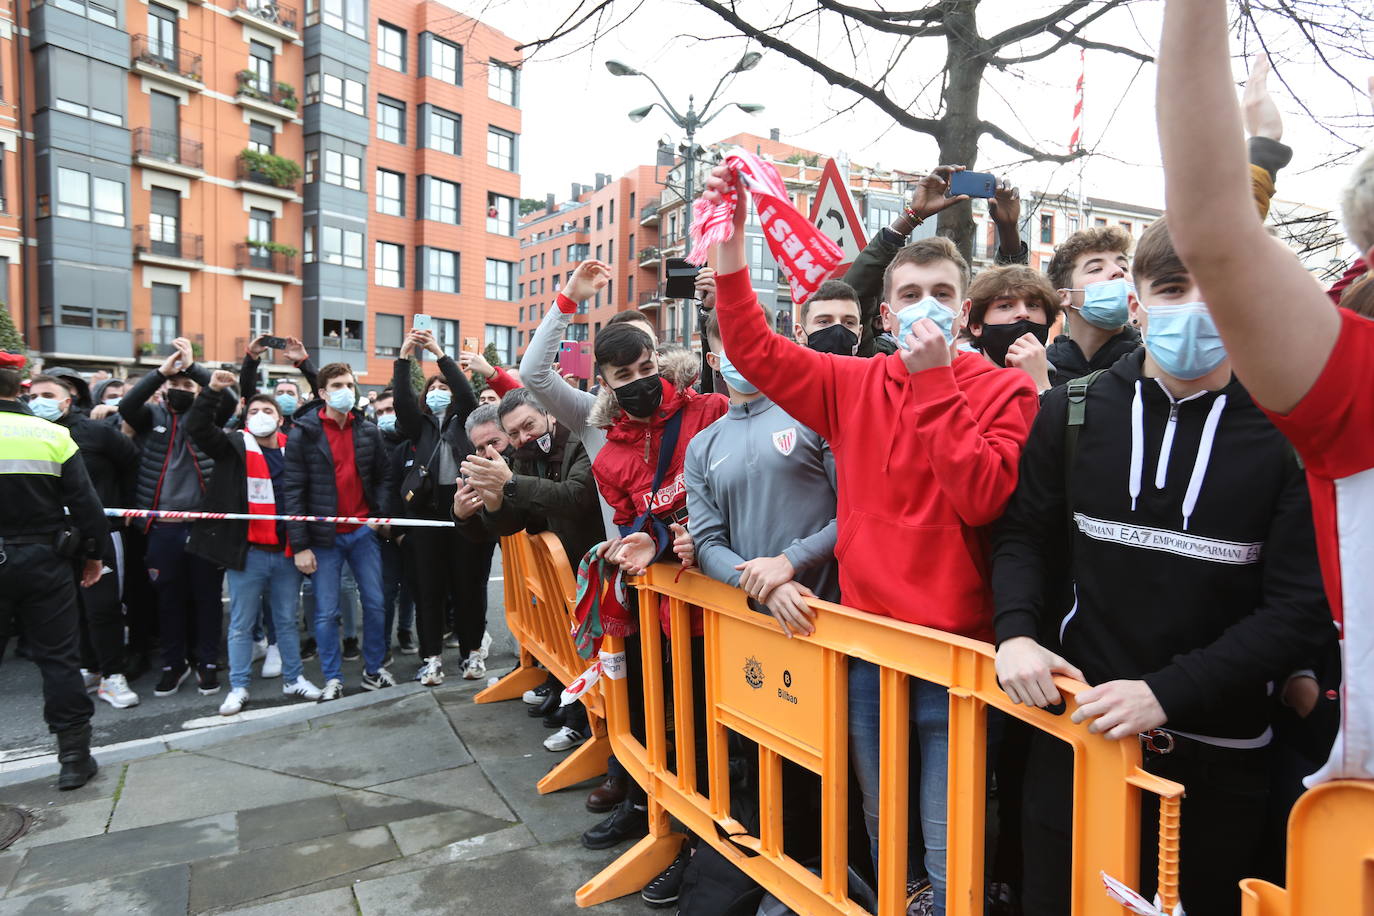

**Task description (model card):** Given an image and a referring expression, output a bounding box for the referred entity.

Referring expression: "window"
[311,0,365,38]
[375,242,403,288]
[322,317,363,347]
[627,275,634,303]
[149,187,180,254]
[250,297,274,342]
[1094,217,1107,228]
[47,48,125,126]
[1068,214,1081,236]
[489,60,517,105]
[323,143,363,190]
[151,283,180,343]
[377,22,406,72]
[668,213,678,242]
[610,200,615,223]
[377,96,405,144]
[567,322,588,342]
[428,35,460,84]
[1119,221,1133,235]
[596,206,603,230]
[249,121,274,156]
[630,191,637,215]
[318,73,365,115]
[148,3,178,63]
[1039,213,1055,245]
[867,201,899,233]
[424,248,459,293]
[487,194,515,236]
[485,259,515,300]
[247,207,274,267]
[486,324,515,365]
[375,314,404,357]
[748,236,773,285]
[434,319,458,357]
[317,225,364,268]
[49,0,117,27]
[425,106,460,155]
[628,232,635,262]
[608,240,614,264]
[376,169,404,216]
[424,177,459,224]
[487,127,516,170]
[56,169,125,226]
[249,40,273,94]
[552,248,561,267]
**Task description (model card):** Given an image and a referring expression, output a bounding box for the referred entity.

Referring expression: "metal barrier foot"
[575,831,688,908]
[538,732,612,795]
[474,664,546,704]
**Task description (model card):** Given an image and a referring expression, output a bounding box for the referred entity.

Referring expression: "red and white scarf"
[687,147,843,305]
[242,429,286,549]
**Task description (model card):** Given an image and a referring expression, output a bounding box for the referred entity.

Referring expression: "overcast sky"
[446,0,1370,244]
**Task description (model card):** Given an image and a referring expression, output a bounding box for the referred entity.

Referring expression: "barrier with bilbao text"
[475,532,611,794]
[574,563,1187,916]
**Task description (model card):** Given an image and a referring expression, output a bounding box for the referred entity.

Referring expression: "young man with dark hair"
[703,167,1038,916]
[793,278,863,356]
[119,337,229,697]
[284,362,394,701]
[991,217,1332,915]
[965,266,1061,392]
[188,372,323,714]
[1043,226,1140,388]
[239,336,317,431]
[604,307,659,340]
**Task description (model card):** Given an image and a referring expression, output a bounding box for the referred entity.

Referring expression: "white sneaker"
[544,725,586,752]
[462,651,486,680]
[97,674,139,709]
[319,678,344,702]
[219,687,249,716]
[478,630,493,660]
[80,669,100,693]
[251,639,269,662]
[260,644,282,679]
[361,668,397,691]
[283,676,322,700]
[418,656,444,687]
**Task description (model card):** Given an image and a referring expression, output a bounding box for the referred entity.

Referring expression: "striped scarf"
[687,147,843,305]
[241,429,287,549]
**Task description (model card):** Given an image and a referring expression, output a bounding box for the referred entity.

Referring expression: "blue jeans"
[226,549,303,689]
[301,569,360,640]
[849,659,950,916]
[310,527,385,681]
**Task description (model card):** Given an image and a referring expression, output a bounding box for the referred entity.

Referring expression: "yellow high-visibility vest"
[0,410,78,476]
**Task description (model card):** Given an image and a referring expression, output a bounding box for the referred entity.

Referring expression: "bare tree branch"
[514,0,614,53]
[816,0,947,36]
[978,119,1086,164]
[991,2,1146,67]
[984,0,1090,50]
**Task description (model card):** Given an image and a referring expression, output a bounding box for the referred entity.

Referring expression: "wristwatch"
[502,479,518,500]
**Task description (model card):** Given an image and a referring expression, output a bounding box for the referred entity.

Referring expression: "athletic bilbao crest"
[772,427,797,456]
[743,656,764,689]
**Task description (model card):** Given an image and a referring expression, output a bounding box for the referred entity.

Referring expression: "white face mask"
[246,412,279,438]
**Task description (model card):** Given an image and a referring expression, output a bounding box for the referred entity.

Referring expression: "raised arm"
[184,371,240,460]
[119,338,192,434]
[423,331,478,420]
[391,331,426,442]
[1157,0,1339,413]
[518,262,605,433]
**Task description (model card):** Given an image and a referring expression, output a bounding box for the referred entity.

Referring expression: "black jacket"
[0,400,107,556]
[456,423,601,565]
[239,350,318,433]
[991,350,1332,741]
[283,404,392,551]
[118,367,223,519]
[392,355,478,518]
[1045,326,1140,388]
[56,411,139,510]
[184,388,285,570]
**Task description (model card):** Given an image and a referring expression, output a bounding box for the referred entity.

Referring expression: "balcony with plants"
[236,239,298,280]
[234,71,299,120]
[232,0,299,40]
[134,224,204,268]
[132,128,204,177]
[236,148,302,199]
[638,246,662,266]
[136,330,204,360]
[131,35,204,90]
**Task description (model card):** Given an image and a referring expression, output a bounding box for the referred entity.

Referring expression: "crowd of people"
[2,0,1373,911]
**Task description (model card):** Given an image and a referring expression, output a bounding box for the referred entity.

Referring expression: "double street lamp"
[607,53,764,346]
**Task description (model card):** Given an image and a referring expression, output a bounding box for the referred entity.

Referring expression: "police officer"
[0,352,108,789]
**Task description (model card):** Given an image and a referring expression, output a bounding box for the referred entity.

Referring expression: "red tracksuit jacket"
[715,268,1038,641]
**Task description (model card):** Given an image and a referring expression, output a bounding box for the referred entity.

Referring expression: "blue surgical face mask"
[376,413,397,433]
[31,397,65,422]
[326,387,356,412]
[716,349,758,395]
[103,397,121,408]
[893,296,958,349]
[425,390,452,414]
[274,393,298,416]
[1144,301,1229,380]
[1074,278,1133,330]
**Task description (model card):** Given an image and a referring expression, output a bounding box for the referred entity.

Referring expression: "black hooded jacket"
[992,349,1333,741]
[1045,325,1141,388]
[118,366,223,521]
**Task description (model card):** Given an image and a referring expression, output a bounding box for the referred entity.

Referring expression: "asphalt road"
[0,549,513,759]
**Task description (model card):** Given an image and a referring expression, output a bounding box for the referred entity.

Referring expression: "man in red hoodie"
[703,166,1038,914]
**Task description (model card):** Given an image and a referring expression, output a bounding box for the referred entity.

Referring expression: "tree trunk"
[935,0,988,265]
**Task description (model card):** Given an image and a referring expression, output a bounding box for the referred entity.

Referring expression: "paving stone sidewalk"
[0,667,644,915]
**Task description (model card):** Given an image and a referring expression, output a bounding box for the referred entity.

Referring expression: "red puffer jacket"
[590,355,728,638]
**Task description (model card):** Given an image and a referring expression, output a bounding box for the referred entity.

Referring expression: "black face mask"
[807,324,860,356]
[515,421,554,460]
[976,319,1051,367]
[612,374,663,419]
[165,389,195,413]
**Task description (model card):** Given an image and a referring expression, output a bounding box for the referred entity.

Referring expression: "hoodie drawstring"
[1129,381,1144,511]
[1182,395,1227,530]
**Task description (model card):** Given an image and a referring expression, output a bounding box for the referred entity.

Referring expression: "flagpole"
[1074,49,1087,226]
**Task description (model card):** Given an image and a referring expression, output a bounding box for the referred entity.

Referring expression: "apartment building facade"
[4,0,520,385]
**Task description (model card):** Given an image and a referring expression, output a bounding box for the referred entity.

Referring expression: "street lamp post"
[609,53,764,348]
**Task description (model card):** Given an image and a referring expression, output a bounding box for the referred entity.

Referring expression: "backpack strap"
[1063,369,1107,528]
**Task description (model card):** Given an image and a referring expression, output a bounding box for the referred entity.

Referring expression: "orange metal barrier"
[1240,780,1374,916]
[475,533,611,794]
[571,564,1186,916]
